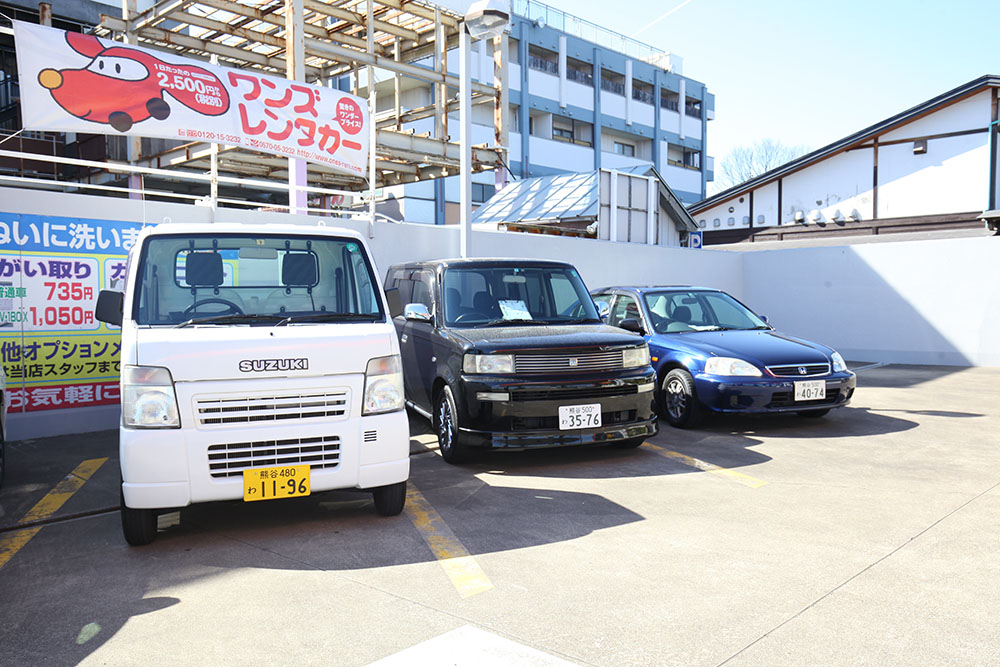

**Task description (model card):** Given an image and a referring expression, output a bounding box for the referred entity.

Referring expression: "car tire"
[660,368,704,429]
[611,436,646,449]
[435,385,470,464]
[798,409,831,418]
[372,480,407,516]
[120,485,157,547]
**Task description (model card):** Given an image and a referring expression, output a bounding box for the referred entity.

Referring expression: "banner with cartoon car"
[14,21,370,177]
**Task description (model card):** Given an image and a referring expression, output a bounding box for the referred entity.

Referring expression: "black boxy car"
[385,259,658,463]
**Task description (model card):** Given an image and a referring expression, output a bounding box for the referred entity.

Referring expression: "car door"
[399,270,436,411]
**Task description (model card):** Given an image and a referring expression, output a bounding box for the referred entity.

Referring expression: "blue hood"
[650,329,832,367]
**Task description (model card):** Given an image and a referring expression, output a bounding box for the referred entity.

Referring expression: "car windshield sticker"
[498,300,532,320]
[346,243,358,253]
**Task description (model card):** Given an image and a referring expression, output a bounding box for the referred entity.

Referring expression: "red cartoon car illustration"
[37,32,230,132]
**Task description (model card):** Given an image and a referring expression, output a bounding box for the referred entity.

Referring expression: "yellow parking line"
[404,485,494,599]
[0,527,43,569]
[643,443,767,488]
[0,458,108,570]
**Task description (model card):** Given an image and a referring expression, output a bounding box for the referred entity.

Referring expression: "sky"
[532,0,1000,190]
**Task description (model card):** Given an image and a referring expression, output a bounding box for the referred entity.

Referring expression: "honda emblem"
[798,366,807,375]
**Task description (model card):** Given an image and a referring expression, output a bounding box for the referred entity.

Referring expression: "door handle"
[400,334,408,343]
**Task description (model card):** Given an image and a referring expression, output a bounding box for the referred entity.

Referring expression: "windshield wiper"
[553,317,603,324]
[471,318,555,328]
[175,314,284,328]
[276,312,380,325]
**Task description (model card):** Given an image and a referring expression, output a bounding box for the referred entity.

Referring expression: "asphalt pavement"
[0,364,998,666]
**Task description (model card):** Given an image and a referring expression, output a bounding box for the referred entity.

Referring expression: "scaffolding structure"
[81,0,507,200]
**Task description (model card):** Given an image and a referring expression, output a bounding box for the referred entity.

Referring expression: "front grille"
[766,363,831,378]
[196,390,349,426]
[769,391,841,408]
[207,435,341,477]
[512,409,637,431]
[511,384,638,402]
[514,349,624,374]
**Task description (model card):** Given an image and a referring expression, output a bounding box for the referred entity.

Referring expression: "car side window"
[609,294,640,328]
[410,271,434,312]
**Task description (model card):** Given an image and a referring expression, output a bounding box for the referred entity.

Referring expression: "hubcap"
[665,378,687,419]
[437,397,453,452]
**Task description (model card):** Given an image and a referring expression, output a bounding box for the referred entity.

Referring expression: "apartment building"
[367,0,715,225]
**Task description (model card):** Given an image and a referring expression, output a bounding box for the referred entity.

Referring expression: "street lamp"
[459,0,510,258]
[464,0,511,40]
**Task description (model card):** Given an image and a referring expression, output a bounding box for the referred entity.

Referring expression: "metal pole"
[285,0,307,215]
[368,0,376,237]
[210,53,219,214]
[459,26,471,258]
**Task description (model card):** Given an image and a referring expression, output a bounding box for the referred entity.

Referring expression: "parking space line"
[642,444,767,489]
[0,458,108,571]
[404,485,494,599]
[19,458,109,524]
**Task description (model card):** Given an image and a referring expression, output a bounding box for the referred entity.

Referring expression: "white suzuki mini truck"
[95,223,409,546]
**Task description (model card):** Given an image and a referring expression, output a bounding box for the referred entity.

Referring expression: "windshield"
[643,290,768,334]
[132,233,383,325]
[442,265,600,327]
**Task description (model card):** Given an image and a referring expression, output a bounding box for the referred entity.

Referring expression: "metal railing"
[527,55,558,75]
[513,0,665,62]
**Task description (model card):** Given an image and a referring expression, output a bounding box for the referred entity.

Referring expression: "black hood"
[451,324,643,353]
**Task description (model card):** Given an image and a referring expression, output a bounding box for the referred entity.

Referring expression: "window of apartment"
[509,38,520,64]
[551,117,593,147]
[528,46,559,75]
[600,69,625,96]
[472,183,496,204]
[685,97,703,119]
[660,90,679,112]
[667,144,701,170]
[613,142,635,157]
[566,57,593,87]
[632,81,654,105]
[683,148,701,169]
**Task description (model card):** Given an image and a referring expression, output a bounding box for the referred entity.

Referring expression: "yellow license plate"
[243,465,311,502]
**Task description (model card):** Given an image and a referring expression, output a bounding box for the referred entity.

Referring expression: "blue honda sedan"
[590,286,856,428]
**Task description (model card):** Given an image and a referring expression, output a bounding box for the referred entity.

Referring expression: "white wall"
[565,80,595,110]
[878,136,988,218]
[742,236,1000,366]
[663,163,703,195]
[782,147,875,223]
[529,136,592,170]
[601,91,626,119]
[4,186,1000,440]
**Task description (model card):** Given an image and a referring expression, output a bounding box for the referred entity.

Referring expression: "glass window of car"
[409,271,434,312]
[134,233,382,325]
[441,265,599,327]
[643,290,767,333]
[609,294,641,328]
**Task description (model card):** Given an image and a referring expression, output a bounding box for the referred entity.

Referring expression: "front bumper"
[454,368,658,450]
[693,371,857,414]
[120,409,409,510]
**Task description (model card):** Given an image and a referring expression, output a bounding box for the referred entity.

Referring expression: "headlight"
[122,365,180,428]
[831,351,847,373]
[622,345,651,369]
[704,356,762,377]
[463,353,514,374]
[363,355,404,415]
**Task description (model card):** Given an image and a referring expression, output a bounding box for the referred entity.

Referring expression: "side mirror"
[618,317,645,335]
[384,287,402,318]
[403,303,432,323]
[760,314,769,324]
[593,299,610,320]
[95,290,124,327]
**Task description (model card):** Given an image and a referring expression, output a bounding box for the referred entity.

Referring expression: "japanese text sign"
[14,21,370,177]
[0,212,136,413]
